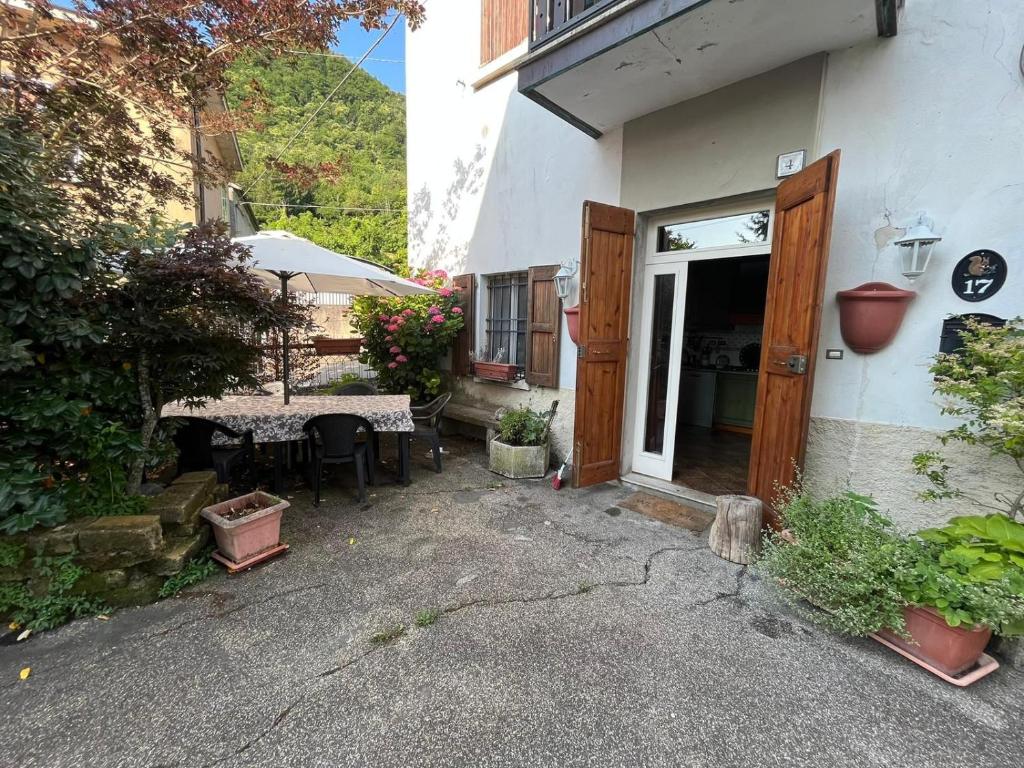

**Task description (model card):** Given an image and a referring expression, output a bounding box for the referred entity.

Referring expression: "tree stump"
[708,495,764,564]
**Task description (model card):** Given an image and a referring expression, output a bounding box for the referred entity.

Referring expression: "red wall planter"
[564,305,580,345]
[836,282,916,353]
[313,337,363,355]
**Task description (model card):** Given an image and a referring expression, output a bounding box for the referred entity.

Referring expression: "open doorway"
[674,254,769,495]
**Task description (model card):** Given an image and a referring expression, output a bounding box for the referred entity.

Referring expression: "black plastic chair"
[164,417,255,485]
[410,392,452,473]
[332,381,378,396]
[303,414,376,506]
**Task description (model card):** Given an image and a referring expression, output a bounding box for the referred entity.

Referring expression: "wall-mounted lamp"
[553,261,577,300]
[894,216,942,281]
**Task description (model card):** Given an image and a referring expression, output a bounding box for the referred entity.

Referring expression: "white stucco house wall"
[406,0,1023,529]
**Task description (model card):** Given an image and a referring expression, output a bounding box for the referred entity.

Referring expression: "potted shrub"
[756,486,1024,683]
[201,491,290,567]
[489,403,557,479]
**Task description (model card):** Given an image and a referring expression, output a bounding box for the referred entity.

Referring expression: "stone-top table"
[162,395,415,487]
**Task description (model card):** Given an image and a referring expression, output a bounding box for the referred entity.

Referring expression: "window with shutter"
[525,265,562,387]
[480,0,529,65]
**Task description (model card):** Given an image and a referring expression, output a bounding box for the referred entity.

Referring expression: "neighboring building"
[1,0,257,236]
[407,0,1023,527]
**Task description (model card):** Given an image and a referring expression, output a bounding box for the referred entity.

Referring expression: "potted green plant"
[489,403,557,479]
[756,486,1024,683]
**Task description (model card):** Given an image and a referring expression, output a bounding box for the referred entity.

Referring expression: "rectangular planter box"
[473,362,519,382]
[313,337,363,356]
[201,491,289,563]
[489,439,549,479]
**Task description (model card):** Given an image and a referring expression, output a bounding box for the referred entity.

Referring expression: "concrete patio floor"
[2,437,1022,768]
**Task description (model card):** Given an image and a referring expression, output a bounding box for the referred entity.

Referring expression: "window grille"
[484,271,529,368]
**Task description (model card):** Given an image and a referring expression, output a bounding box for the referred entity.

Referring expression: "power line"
[285,49,404,64]
[243,14,402,195]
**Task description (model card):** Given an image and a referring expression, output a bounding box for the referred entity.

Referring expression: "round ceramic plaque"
[951,250,1006,302]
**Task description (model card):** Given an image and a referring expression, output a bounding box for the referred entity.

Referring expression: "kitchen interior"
[675,254,769,495]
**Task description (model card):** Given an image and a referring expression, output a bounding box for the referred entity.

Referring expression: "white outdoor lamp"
[553,261,577,300]
[894,216,942,281]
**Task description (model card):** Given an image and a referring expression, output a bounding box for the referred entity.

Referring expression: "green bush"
[350,269,464,401]
[757,487,1024,637]
[496,407,549,447]
[159,549,217,598]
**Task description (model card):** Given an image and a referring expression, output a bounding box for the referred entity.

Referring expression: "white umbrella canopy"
[233,230,434,297]
[231,230,435,403]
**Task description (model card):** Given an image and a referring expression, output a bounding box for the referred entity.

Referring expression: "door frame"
[627,195,776,486]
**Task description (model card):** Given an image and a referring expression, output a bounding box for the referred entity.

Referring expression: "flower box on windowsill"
[312,337,363,356]
[472,362,519,382]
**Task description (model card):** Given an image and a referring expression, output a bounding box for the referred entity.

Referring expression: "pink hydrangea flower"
[390,315,401,323]
[427,305,441,315]
[387,362,398,369]
[433,269,448,279]
[430,314,444,324]
[389,345,401,354]
[378,314,389,322]
[438,287,452,297]
[384,335,393,342]
[402,308,415,317]
[387,324,399,333]
[395,354,409,363]
[451,306,463,315]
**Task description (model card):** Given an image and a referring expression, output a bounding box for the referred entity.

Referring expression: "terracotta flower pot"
[564,305,580,345]
[836,282,916,353]
[876,605,991,677]
[201,491,289,563]
[473,361,519,382]
[313,337,362,356]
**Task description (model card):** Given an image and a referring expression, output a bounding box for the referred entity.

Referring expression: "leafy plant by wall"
[914,317,1024,520]
[496,408,550,447]
[350,270,464,401]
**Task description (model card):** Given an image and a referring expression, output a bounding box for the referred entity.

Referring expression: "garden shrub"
[913,317,1024,520]
[0,553,107,631]
[496,407,549,447]
[350,269,463,401]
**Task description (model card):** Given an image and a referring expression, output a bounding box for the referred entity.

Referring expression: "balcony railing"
[529,0,625,50]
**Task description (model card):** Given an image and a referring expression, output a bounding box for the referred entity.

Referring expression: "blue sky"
[330,16,406,93]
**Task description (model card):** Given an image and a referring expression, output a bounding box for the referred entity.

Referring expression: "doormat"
[616,492,714,533]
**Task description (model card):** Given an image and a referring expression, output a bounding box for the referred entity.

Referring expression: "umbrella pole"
[280,273,290,405]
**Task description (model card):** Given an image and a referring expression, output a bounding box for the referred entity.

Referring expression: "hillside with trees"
[226,52,407,273]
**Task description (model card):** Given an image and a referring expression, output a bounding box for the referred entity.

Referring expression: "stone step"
[149,529,211,576]
[77,515,163,570]
[147,471,218,535]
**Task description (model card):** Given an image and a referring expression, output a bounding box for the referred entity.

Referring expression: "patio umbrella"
[233,230,435,404]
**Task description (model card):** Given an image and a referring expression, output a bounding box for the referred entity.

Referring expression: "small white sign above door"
[776,150,806,178]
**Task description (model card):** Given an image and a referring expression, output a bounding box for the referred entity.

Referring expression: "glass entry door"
[631,263,688,479]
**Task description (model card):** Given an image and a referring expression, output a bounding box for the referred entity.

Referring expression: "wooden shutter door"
[526,265,561,387]
[451,273,476,376]
[748,150,841,518]
[573,201,635,487]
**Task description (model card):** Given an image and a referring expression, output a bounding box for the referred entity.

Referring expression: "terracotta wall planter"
[313,337,362,356]
[473,361,519,382]
[201,491,289,563]
[836,282,916,353]
[875,605,991,677]
[564,305,580,345]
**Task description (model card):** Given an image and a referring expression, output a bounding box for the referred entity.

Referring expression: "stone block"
[102,572,165,608]
[488,440,550,479]
[146,482,209,531]
[71,569,128,596]
[149,529,210,576]
[77,515,162,569]
[173,471,217,496]
[26,520,91,557]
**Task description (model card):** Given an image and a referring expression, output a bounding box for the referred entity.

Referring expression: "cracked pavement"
[2,437,1022,767]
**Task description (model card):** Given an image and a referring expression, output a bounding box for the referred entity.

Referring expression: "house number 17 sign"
[951,250,1007,302]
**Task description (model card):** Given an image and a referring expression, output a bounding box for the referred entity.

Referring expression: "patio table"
[162,395,415,489]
